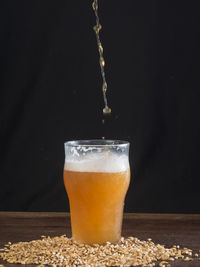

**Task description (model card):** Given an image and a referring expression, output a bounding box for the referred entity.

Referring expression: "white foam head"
[64,152,129,173]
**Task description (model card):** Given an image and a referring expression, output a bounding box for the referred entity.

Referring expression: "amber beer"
[64,140,130,244]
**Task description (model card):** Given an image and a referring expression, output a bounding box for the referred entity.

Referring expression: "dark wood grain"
[0,212,200,266]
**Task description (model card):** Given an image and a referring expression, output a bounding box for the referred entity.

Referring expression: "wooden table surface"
[0,212,200,266]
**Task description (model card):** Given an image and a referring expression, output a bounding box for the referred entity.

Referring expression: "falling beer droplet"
[92,0,98,11]
[93,24,102,34]
[102,82,107,93]
[103,106,111,115]
[100,57,105,68]
[98,44,103,53]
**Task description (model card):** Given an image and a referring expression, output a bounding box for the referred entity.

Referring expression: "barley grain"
[0,235,199,266]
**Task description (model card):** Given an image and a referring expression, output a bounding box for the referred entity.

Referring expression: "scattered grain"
[184,257,193,261]
[0,235,199,266]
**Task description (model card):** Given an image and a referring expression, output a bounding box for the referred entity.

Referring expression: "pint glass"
[64,140,130,244]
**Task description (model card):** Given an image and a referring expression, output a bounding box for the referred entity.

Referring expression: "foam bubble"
[64,152,129,173]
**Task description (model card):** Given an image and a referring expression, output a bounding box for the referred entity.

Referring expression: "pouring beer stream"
[92,0,111,115]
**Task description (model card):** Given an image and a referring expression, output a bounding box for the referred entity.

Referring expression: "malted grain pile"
[0,235,199,266]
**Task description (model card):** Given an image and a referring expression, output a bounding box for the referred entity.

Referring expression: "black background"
[0,0,200,213]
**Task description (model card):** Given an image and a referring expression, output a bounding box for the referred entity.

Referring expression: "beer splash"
[92,0,111,115]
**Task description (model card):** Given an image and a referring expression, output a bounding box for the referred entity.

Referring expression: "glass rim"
[64,139,130,147]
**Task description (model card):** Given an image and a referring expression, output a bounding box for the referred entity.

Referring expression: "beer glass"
[64,140,130,244]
